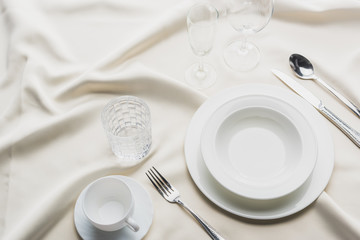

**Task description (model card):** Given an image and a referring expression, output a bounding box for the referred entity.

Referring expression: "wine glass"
[223,0,274,71]
[185,3,218,89]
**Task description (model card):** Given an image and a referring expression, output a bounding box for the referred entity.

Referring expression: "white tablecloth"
[1,0,360,239]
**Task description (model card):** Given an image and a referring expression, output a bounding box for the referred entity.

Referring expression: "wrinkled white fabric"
[1,0,360,239]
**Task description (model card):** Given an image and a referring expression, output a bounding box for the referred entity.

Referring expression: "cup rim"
[82,176,135,229]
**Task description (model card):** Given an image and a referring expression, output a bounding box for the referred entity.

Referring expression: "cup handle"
[125,217,140,232]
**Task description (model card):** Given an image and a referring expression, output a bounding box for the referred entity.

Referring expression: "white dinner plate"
[74,175,153,240]
[200,94,317,199]
[184,84,334,220]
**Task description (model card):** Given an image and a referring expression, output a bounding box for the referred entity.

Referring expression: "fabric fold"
[317,193,360,239]
[94,0,195,72]
[1,0,360,239]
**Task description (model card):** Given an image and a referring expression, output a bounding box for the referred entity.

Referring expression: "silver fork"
[146,167,226,240]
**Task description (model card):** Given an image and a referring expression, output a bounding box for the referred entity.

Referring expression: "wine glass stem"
[241,35,248,51]
[198,56,204,72]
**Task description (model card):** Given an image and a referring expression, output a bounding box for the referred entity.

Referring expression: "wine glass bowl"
[185,3,218,89]
[224,0,274,71]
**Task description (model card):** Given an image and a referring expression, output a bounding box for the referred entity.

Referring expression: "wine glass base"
[223,41,261,72]
[185,63,216,89]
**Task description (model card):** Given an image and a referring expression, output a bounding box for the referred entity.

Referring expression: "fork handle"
[176,199,226,240]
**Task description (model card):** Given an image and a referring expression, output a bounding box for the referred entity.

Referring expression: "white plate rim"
[200,93,318,199]
[184,84,334,220]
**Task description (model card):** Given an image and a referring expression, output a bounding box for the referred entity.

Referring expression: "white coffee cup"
[82,176,140,232]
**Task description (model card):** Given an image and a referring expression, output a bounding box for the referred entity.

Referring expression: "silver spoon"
[289,53,360,118]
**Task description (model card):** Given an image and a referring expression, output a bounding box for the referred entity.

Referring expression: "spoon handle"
[320,104,360,148]
[315,76,360,118]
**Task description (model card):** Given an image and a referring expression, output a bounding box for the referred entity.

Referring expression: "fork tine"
[152,166,173,190]
[149,168,172,194]
[147,169,169,196]
[145,172,166,197]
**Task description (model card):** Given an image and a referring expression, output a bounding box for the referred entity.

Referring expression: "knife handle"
[320,105,360,148]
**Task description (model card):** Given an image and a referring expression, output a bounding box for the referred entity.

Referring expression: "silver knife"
[272,69,360,148]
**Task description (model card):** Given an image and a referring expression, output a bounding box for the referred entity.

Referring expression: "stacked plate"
[184,84,334,220]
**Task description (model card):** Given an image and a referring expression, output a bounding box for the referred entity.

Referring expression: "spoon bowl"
[289,54,315,80]
[289,53,360,118]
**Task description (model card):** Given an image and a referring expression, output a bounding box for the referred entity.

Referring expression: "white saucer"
[200,94,317,199]
[74,175,153,239]
[184,84,334,220]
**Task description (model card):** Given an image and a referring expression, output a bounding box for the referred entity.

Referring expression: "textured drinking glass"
[101,96,151,165]
[185,3,218,89]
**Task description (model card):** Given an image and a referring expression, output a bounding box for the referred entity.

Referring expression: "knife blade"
[272,69,322,109]
[272,69,360,148]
